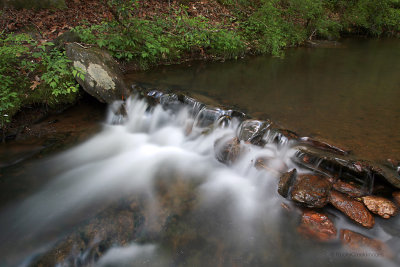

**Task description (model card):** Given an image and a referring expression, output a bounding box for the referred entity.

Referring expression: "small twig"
[308,29,317,40]
[74,42,90,49]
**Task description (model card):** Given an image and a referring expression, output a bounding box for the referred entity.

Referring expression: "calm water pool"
[127,38,400,162]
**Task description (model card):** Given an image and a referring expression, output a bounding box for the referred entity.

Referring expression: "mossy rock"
[0,0,66,9]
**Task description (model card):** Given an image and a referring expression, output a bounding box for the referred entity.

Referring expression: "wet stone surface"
[329,190,375,228]
[298,137,349,155]
[195,107,225,128]
[278,169,297,198]
[393,192,400,206]
[297,210,337,242]
[362,196,398,219]
[237,119,270,146]
[34,208,139,266]
[214,137,242,165]
[332,179,366,198]
[340,229,392,258]
[290,174,331,208]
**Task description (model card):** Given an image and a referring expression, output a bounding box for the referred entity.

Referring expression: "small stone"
[214,137,241,165]
[329,190,374,228]
[362,196,397,219]
[340,229,392,258]
[237,120,270,146]
[278,169,297,198]
[297,210,337,241]
[290,174,331,208]
[333,179,366,198]
[393,191,400,206]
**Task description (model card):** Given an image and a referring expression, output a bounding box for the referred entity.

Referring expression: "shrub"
[72,5,246,68]
[0,33,82,130]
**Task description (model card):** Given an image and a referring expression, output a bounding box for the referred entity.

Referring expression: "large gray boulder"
[65,43,130,104]
[0,0,66,9]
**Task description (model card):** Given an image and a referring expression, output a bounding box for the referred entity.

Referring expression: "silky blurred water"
[0,96,398,267]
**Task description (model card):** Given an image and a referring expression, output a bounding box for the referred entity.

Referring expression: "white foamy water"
[0,95,397,267]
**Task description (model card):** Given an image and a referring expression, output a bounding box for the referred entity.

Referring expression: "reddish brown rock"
[278,169,297,198]
[297,210,337,241]
[329,190,374,228]
[362,196,397,219]
[333,179,366,198]
[290,174,331,208]
[340,229,392,258]
[299,137,349,155]
[393,191,400,206]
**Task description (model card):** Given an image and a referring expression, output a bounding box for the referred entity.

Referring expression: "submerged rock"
[264,128,299,145]
[293,145,400,190]
[66,43,129,104]
[340,229,392,258]
[362,196,397,219]
[194,107,226,128]
[386,158,400,175]
[278,169,297,198]
[297,210,337,242]
[145,89,165,105]
[34,209,137,266]
[332,179,367,198]
[328,190,374,228]
[214,137,242,165]
[298,137,349,155]
[159,93,192,114]
[179,95,205,116]
[393,192,400,206]
[237,120,270,146]
[290,174,331,208]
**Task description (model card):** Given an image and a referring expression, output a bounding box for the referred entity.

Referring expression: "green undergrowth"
[0,33,83,130]
[223,0,400,55]
[72,6,245,69]
[72,0,400,62]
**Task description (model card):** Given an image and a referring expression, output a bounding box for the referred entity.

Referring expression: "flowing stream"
[0,95,399,267]
[0,39,400,266]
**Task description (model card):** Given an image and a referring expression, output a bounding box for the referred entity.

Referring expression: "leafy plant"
[0,33,82,130]
[0,34,32,128]
[34,43,83,97]
[72,5,245,68]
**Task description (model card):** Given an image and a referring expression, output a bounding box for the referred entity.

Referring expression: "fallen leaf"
[30,80,41,90]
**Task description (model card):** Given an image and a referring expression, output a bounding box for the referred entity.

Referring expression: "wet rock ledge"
[132,86,400,256]
[43,76,399,262]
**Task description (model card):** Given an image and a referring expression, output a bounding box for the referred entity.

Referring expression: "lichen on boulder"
[65,43,130,104]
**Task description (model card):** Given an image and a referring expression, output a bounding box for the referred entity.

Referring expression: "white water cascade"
[0,94,397,267]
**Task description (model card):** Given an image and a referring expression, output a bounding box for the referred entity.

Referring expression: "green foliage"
[72,5,245,69]
[0,34,32,128]
[74,0,399,62]
[0,33,82,129]
[34,43,82,97]
[330,0,400,36]
[240,0,340,55]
